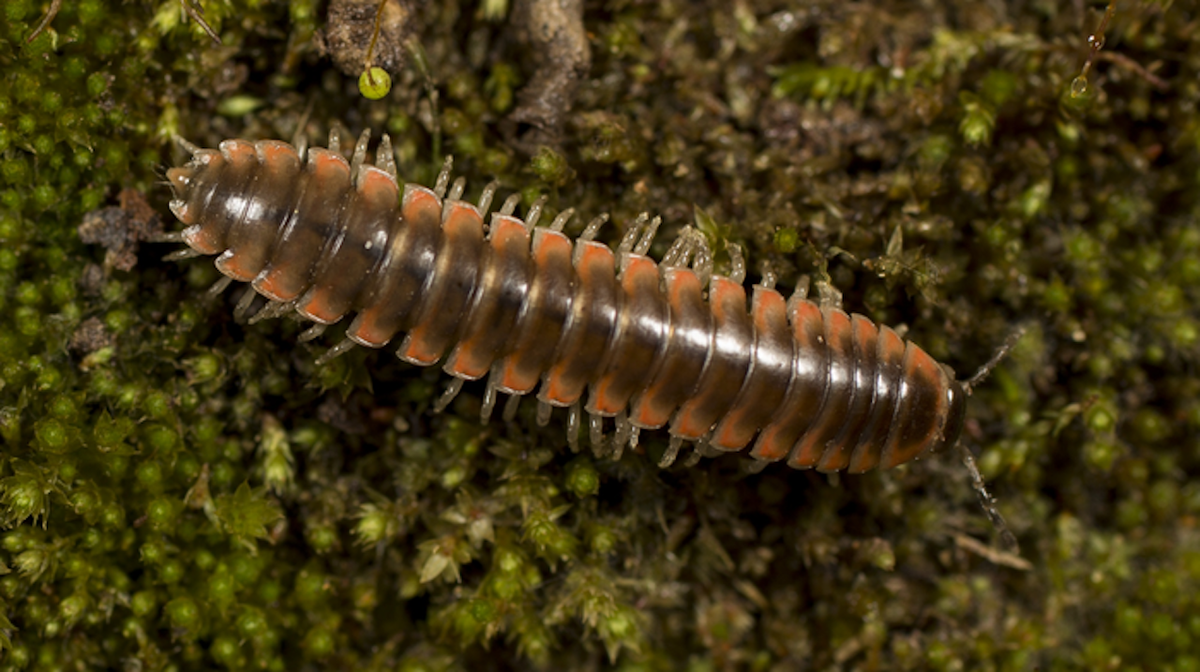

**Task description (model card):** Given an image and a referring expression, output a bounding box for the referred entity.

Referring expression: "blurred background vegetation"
[1,0,1199,669]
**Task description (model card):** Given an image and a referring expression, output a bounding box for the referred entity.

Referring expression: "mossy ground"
[2,0,1199,669]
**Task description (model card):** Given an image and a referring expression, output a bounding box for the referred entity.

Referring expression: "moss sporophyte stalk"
[3,0,1200,669]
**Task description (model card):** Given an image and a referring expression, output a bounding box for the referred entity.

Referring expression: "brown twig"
[25,0,62,43]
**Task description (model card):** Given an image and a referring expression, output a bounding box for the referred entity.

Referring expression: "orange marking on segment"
[750,428,790,461]
[402,185,441,223]
[484,229,570,390]
[709,276,745,313]
[501,364,539,395]
[815,316,879,472]
[749,300,825,462]
[631,404,665,429]
[358,166,399,202]
[670,277,747,440]
[297,287,343,324]
[630,269,704,429]
[215,251,256,282]
[589,256,659,415]
[400,335,441,365]
[446,347,491,381]
[347,308,393,348]
[670,407,709,440]
[788,309,852,469]
[711,423,748,451]
[536,229,571,263]
[752,287,786,329]
[880,345,948,468]
[443,201,483,233]
[846,326,906,473]
[220,139,256,164]
[668,268,702,307]
[541,240,614,407]
[490,214,529,244]
[710,287,788,451]
[257,141,299,166]
[183,225,221,255]
[401,202,485,364]
[251,269,297,302]
[539,374,579,406]
[310,149,350,178]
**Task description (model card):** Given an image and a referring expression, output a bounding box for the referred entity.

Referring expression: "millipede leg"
[298,323,328,343]
[744,459,770,475]
[633,216,662,256]
[784,277,811,315]
[477,181,499,216]
[589,413,606,456]
[612,411,632,461]
[433,156,454,199]
[327,127,342,155]
[617,213,648,256]
[629,427,640,451]
[175,136,202,157]
[376,134,397,179]
[206,276,234,297]
[691,230,713,288]
[433,378,464,413]
[661,226,696,268]
[316,338,356,366]
[536,399,553,427]
[524,195,549,229]
[295,135,309,161]
[498,193,522,217]
[152,231,186,243]
[579,214,609,241]
[480,373,499,421]
[447,177,467,202]
[249,300,294,325]
[682,446,703,468]
[502,393,521,422]
[233,288,258,322]
[659,436,684,468]
[350,128,371,177]
[813,267,843,310]
[726,242,746,284]
[165,248,203,262]
[567,403,581,452]
[549,208,576,232]
[760,262,778,290]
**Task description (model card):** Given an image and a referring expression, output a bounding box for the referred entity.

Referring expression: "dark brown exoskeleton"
[162,130,1016,547]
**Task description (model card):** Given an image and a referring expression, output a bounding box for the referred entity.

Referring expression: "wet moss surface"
[2,0,1199,669]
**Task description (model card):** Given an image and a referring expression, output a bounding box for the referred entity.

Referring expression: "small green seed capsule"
[359,67,391,100]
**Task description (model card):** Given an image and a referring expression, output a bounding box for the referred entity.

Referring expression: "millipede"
[161,129,1017,544]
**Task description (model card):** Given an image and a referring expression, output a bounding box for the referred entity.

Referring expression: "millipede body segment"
[166,134,967,474]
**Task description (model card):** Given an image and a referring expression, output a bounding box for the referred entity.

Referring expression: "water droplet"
[1087,34,1105,50]
[1070,77,1089,97]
